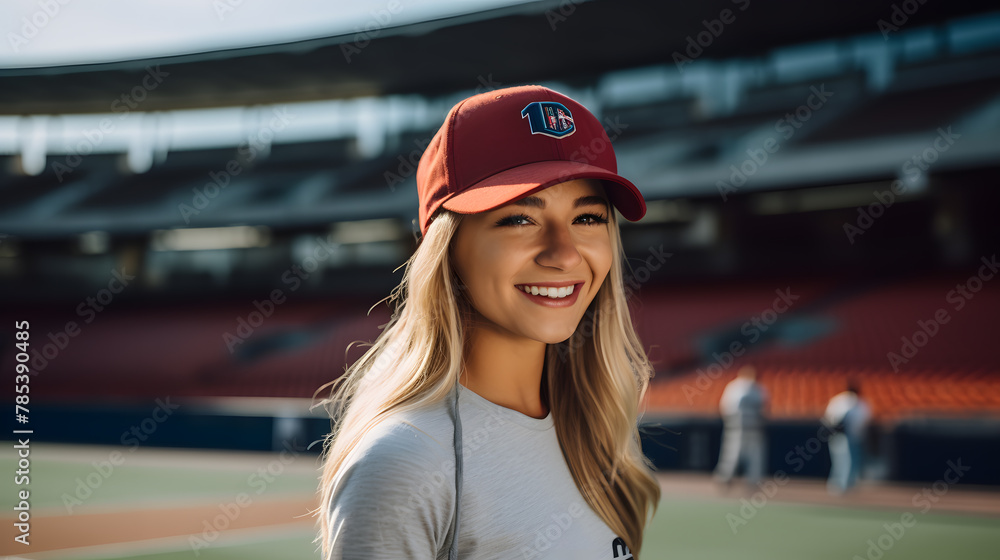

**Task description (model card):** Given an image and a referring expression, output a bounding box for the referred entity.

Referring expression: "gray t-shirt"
[325,383,633,560]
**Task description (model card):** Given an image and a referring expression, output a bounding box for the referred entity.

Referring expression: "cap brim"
[440,160,646,221]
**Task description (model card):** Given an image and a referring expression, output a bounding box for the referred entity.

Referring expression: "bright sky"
[0,0,538,68]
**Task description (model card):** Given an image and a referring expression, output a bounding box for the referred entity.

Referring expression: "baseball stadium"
[1,1,999,559]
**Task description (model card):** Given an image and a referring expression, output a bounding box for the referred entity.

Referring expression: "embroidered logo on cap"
[521,101,576,139]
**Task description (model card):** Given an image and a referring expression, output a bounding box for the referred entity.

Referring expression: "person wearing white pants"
[823,383,871,495]
[714,365,768,488]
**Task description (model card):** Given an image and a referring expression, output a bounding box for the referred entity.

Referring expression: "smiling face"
[449,178,614,345]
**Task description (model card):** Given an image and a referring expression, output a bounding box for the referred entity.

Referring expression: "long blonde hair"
[313,203,661,557]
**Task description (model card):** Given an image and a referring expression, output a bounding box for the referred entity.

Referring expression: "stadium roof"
[2,0,998,113]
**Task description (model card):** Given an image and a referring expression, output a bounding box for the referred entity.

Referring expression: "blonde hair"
[312,200,660,557]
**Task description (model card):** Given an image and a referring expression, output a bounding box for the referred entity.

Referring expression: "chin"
[527,326,579,345]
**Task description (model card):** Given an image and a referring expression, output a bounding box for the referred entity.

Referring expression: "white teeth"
[519,284,575,299]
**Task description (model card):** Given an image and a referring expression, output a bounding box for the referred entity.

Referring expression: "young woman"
[314,85,661,559]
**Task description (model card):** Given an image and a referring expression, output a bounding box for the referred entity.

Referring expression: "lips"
[515,282,584,308]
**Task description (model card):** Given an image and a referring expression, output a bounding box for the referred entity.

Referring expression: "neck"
[459,322,549,419]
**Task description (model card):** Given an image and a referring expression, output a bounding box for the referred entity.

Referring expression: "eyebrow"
[510,195,610,210]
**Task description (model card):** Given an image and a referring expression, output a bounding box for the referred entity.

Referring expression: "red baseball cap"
[416,85,646,236]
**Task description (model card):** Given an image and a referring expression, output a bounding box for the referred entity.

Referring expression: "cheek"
[456,238,509,307]
[585,235,614,279]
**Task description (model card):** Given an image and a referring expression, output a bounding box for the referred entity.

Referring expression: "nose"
[535,221,583,271]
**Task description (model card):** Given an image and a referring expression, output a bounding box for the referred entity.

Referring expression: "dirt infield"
[1,497,318,557]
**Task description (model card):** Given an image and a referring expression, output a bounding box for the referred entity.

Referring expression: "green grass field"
[643,496,999,560]
[5,445,999,560]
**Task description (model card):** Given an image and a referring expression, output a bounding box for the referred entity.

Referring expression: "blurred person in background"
[314,85,661,559]
[822,382,871,495]
[714,365,769,489]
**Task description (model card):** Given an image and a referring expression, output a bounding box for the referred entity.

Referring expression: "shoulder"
[342,400,458,486]
[327,396,463,515]
[325,399,459,558]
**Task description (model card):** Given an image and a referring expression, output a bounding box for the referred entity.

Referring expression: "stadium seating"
[24,271,999,423]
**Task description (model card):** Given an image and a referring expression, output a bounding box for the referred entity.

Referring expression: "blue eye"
[494,213,610,227]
